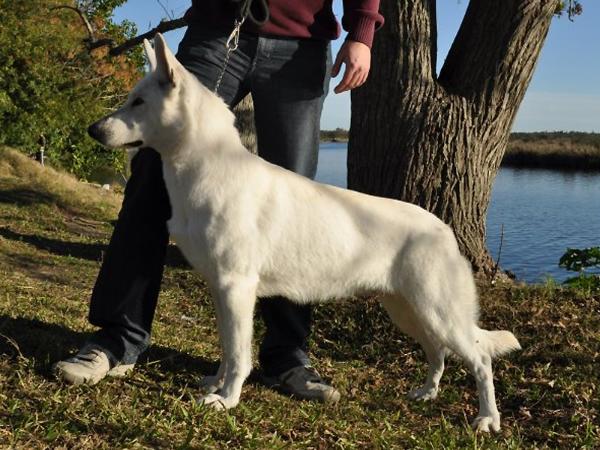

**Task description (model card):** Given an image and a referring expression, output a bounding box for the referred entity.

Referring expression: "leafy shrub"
[0,0,143,179]
[559,247,600,291]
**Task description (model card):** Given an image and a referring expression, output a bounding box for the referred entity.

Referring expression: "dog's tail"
[476,328,521,358]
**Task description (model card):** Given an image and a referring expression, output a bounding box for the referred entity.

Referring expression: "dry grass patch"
[0,146,121,219]
[505,132,600,170]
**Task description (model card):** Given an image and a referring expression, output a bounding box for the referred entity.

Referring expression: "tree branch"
[108,18,187,56]
[438,0,556,100]
[51,5,97,43]
[156,0,175,20]
[53,4,187,56]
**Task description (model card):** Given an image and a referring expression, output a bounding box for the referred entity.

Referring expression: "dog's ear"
[143,39,157,71]
[153,32,178,88]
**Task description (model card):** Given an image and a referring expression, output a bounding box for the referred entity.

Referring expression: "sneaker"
[53,348,135,385]
[261,366,341,404]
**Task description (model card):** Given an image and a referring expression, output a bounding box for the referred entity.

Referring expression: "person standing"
[55,0,383,403]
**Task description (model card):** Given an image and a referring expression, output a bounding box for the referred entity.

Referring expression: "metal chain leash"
[212,0,269,95]
[214,18,245,95]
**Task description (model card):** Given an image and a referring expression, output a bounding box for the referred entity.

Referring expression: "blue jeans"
[86,25,332,377]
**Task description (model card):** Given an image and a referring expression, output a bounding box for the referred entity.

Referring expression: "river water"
[315,142,600,283]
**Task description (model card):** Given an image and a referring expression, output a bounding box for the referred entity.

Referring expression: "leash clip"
[214,18,245,95]
[226,18,245,52]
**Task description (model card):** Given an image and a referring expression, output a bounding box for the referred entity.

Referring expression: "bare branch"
[51,5,96,43]
[108,18,187,56]
[53,3,187,57]
[156,0,175,20]
[89,38,117,51]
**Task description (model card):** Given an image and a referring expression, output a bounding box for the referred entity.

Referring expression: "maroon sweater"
[185,0,384,48]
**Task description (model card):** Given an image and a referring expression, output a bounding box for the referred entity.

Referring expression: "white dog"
[88,33,520,432]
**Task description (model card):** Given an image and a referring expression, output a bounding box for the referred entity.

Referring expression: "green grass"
[0,146,599,448]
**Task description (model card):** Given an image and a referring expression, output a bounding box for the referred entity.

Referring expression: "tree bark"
[348,0,557,275]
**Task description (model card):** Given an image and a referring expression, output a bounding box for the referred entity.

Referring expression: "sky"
[112,1,600,132]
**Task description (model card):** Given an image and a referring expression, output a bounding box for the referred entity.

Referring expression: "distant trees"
[321,128,349,142]
[0,0,143,178]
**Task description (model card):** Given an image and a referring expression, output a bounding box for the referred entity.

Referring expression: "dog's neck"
[158,73,253,213]
[162,73,246,172]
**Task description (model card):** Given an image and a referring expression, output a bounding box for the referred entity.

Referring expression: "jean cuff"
[260,348,311,377]
[86,329,143,367]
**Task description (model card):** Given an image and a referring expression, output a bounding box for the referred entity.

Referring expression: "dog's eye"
[131,98,145,107]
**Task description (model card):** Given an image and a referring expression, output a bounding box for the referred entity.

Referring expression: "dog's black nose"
[88,122,102,142]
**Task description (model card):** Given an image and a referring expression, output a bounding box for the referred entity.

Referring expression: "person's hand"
[331,40,371,94]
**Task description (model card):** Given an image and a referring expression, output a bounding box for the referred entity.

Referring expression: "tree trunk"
[348,0,557,275]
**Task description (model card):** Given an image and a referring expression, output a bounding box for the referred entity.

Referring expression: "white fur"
[89,34,521,432]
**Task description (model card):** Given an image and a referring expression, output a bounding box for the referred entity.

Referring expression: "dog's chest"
[167,208,213,274]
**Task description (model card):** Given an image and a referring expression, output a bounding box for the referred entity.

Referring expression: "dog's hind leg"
[397,296,501,431]
[400,285,501,430]
[380,295,447,401]
[407,341,446,401]
[468,351,500,432]
[442,330,501,432]
[394,232,505,431]
[199,278,257,410]
[401,291,501,430]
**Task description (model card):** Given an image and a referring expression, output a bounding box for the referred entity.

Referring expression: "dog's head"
[88,33,189,152]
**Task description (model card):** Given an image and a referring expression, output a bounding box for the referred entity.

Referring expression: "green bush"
[559,247,600,292]
[0,0,143,179]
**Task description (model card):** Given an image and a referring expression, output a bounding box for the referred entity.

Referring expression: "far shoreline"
[319,131,600,171]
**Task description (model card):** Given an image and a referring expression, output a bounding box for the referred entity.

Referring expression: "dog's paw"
[198,393,238,410]
[200,375,224,394]
[471,415,501,433]
[407,386,438,401]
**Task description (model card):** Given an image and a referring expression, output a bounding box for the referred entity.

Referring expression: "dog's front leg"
[199,280,256,410]
[200,295,227,394]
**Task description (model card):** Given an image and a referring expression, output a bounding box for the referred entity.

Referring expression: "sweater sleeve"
[342,0,384,48]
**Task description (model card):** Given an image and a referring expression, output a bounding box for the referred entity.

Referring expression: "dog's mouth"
[124,140,144,148]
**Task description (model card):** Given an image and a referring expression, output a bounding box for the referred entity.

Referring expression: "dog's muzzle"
[87,122,143,148]
[124,140,144,148]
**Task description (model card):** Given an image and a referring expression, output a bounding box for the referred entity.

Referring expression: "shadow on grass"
[0,315,217,382]
[0,227,191,268]
[0,227,106,262]
[0,187,57,206]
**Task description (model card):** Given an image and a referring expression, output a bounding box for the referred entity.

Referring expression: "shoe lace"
[76,348,104,363]
[282,366,323,385]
